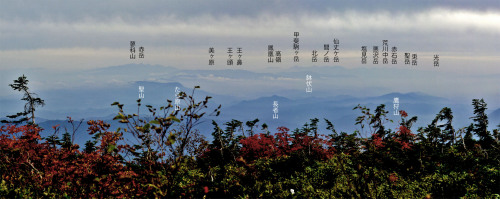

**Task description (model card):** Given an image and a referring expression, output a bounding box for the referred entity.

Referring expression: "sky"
[0,1,499,105]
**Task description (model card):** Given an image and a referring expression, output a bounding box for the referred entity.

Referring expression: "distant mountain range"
[1,64,498,147]
[2,84,499,149]
[220,92,500,136]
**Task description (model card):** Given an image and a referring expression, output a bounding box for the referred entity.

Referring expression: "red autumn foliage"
[371,133,385,149]
[0,122,144,198]
[389,173,398,185]
[240,134,278,159]
[400,110,408,118]
[239,126,334,161]
[395,125,415,151]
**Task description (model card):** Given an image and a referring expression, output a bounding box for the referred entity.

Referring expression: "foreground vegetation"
[1,77,499,198]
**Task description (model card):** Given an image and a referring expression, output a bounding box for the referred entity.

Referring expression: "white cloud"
[2,8,499,50]
[0,6,499,100]
[308,8,500,33]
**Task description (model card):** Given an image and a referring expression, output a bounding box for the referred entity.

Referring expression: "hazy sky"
[0,1,499,103]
